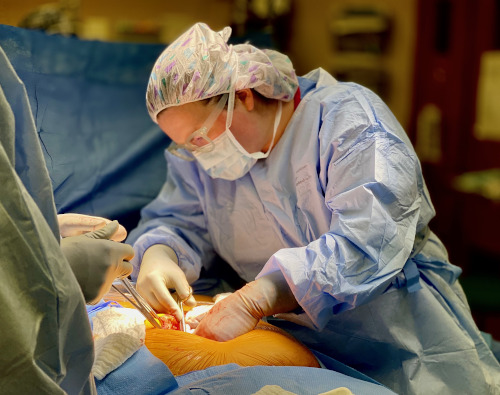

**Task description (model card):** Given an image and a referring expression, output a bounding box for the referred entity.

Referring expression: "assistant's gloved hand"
[136,244,196,321]
[194,271,299,341]
[58,213,128,241]
[61,221,134,304]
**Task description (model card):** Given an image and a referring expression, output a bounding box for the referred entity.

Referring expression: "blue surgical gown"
[128,68,500,394]
[0,46,95,394]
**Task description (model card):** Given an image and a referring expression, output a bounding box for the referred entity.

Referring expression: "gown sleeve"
[258,86,425,330]
[127,151,215,283]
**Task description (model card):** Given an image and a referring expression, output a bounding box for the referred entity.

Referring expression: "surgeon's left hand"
[194,271,299,341]
[58,213,128,241]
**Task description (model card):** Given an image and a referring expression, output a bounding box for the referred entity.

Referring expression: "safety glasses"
[168,93,228,161]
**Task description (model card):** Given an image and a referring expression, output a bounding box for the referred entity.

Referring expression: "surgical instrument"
[171,287,191,332]
[112,278,163,329]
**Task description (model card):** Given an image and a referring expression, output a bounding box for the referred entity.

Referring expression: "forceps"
[178,299,186,332]
[171,288,190,332]
[112,278,163,329]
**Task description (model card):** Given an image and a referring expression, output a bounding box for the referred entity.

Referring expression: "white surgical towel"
[91,307,146,380]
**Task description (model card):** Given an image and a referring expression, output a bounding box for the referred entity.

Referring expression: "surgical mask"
[193,96,282,181]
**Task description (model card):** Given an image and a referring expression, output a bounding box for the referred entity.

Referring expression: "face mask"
[193,95,283,181]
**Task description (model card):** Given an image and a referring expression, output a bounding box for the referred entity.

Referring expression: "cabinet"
[410,0,500,338]
[287,0,416,130]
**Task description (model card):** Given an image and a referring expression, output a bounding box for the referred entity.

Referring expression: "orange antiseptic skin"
[105,294,320,376]
[144,321,320,376]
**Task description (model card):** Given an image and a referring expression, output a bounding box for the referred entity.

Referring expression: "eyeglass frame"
[167,93,229,161]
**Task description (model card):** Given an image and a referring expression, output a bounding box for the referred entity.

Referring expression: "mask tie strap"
[251,100,282,159]
[264,100,282,156]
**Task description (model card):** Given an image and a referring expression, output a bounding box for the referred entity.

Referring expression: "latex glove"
[61,221,134,304]
[58,213,127,241]
[136,244,196,321]
[185,292,233,329]
[185,304,214,329]
[194,271,299,341]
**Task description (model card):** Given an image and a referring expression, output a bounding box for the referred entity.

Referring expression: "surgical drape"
[0,24,170,231]
[0,45,95,394]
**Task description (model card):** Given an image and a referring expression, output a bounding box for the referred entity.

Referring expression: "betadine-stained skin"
[144,320,320,376]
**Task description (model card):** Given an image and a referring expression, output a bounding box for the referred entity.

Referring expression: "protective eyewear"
[168,93,228,161]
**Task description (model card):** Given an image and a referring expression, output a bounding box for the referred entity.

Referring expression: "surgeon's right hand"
[136,244,196,321]
[61,221,134,304]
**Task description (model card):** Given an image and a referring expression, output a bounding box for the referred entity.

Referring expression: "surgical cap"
[146,22,299,123]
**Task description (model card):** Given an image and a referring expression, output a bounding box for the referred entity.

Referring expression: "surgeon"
[0,45,134,394]
[127,23,500,394]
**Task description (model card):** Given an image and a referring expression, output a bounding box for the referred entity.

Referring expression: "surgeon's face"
[157,90,276,155]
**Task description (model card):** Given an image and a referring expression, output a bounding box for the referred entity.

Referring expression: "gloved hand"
[60,221,134,304]
[194,271,299,341]
[58,213,128,241]
[185,292,233,329]
[136,244,196,321]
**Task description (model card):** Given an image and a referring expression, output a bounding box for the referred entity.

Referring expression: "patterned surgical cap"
[146,22,299,123]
